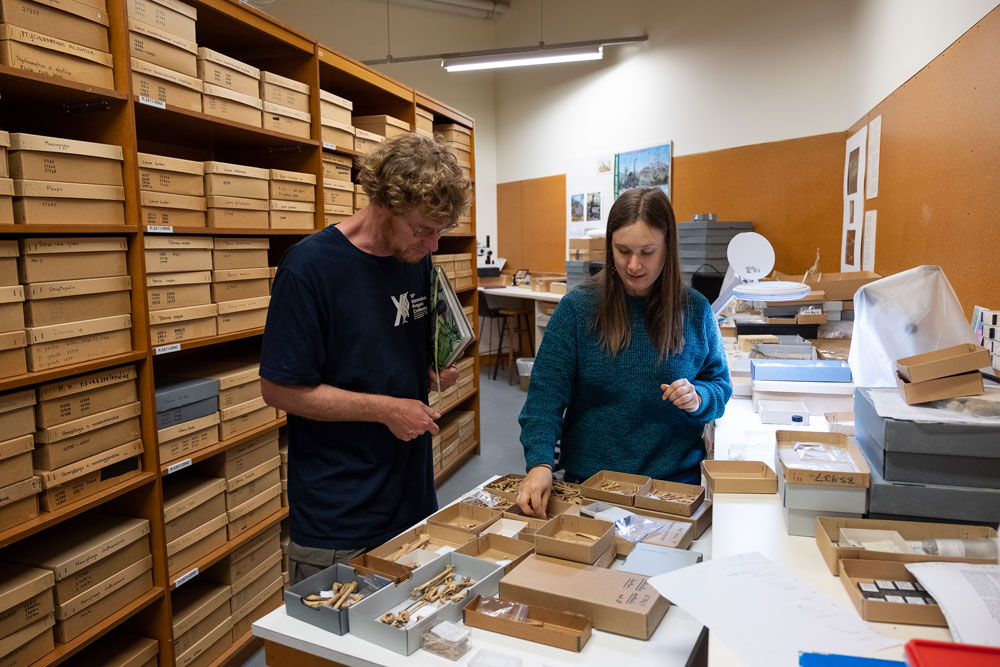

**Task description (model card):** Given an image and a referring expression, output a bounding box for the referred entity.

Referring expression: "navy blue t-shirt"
[259,226,437,550]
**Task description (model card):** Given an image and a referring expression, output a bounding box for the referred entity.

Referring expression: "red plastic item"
[904,639,1000,666]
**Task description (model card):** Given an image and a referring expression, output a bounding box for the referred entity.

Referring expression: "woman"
[516,187,732,518]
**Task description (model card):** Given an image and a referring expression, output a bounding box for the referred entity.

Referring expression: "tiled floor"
[241,366,528,666]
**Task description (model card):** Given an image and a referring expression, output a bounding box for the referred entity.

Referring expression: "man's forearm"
[261,378,393,423]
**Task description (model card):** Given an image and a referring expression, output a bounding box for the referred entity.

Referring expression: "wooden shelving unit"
[0,2,478,665]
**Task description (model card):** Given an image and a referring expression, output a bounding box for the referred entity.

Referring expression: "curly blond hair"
[356,133,471,225]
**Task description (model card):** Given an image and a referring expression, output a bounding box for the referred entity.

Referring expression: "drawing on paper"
[847,148,860,196]
[570,194,585,222]
[596,155,613,174]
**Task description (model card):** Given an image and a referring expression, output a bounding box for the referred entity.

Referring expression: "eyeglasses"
[407,221,459,237]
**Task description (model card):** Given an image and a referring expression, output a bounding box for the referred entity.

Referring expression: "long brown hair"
[592,188,685,360]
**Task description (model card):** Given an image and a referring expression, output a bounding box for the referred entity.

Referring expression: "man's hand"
[384,399,440,441]
[661,378,701,412]
[516,465,553,519]
[428,365,459,391]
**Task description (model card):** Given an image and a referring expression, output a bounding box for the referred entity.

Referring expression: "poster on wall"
[841,127,867,271]
[596,155,613,175]
[614,141,672,199]
[570,194,584,222]
[586,193,601,221]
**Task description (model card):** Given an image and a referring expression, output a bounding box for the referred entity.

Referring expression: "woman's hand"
[516,465,553,519]
[661,378,701,412]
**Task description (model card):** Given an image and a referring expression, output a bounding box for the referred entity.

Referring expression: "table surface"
[478,285,565,303]
[254,398,953,666]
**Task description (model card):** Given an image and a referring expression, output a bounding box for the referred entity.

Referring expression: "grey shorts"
[286,540,367,585]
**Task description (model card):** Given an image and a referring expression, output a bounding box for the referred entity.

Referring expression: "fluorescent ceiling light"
[442,45,602,72]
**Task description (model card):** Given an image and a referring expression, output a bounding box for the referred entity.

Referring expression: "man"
[260,133,470,583]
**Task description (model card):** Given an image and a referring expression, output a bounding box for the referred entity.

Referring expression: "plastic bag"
[779,442,858,473]
[849,266,975,387]
[461,489,507,508]
[473,596,529,623]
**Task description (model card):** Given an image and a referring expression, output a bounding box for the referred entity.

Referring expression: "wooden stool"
[494,308,533,384]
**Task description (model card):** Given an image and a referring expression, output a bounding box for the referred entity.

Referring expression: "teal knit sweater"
[519,285,732,480]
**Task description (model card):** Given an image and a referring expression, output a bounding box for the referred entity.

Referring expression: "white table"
[479,286,563,354]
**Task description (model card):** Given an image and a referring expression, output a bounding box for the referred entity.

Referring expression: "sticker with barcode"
[155,344,182,355]
[146,225,173,233]
[322,142,337,151]
[174,568,199,587]
[166,458,192,475]
[138,96,166,109]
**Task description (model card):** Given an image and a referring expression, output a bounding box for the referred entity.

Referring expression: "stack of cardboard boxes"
[0,0,114,88]
[138,152,207,227]
[0,388,37,530]
[212,237,271,335]
[129,0,202,111]
[62,633,159,667]
[980,308,1000,370]
[205,161,269,230]
[431,253,474,290]
[145,235,218,344]
[319,90,355,152]
[0,563,55,666]
[204,430,281,542]
[414,107,434,138]
[269,169,316,230]
[6,514,153,644]
[431,409,475,474]
[198,48,262,128]
[321,152,353,226]
[278,428,287,508]
[568,237,605,262]
[162,473,226,580]
[434,122,472,182]
[0,260,23,379]
[351,113,402,155]
[261,72,312,139]
[155,374,220,469]
[170,580,232,667]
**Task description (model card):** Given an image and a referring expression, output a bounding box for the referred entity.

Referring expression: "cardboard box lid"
[163,476,226,523]
[171,582,231,637]
[215,295,269,315]
[203,161,268,181]
[36,437,143,489]
[36,400,141,444]
[13,180,125,201]
[262,101,310,122]
[205,194,268,211]
[232,576,282,622]
[0,388,35,414]
[0,239,18,257]
[434,122,472,134]
[896,343,993,383]
[56,554,152,620]
[319,118,355,133]
[26,275,131,301]
[140,191,207,211]
[37,364,135,402]
[131,56,202,91]
[701,460,778,492]
[323,178,353,192]
[0,284,24,304]
[261,70,309,93]
[202,82,263,110]
[0,23,113,65]
[230,522,280,562]
[22,235,127,255]
[269,199,314,212]
[353,114,409,131]
[155,375,220,412]
[196,47,260,78]
[176,614,232,665]
[269,168,316,185]
[226,455,280,493]
[318,89,352,109]
[0,475,41,508]
[144,235,213,250]
[227,481,281,522]
[463,594,592,652]
[215,429,277,464]
[0,613,53,658]
[776,430,870,488]
[72,634,159,667]
[5,514,149,580]
[139,0,198,20]
[213,236,269,250]
[173,358,260,389]
[9,133,123,161]
[25,313,131,344]
[0,130,8,148]
[0,563,53,614]
[354,128,385,142]
[0,433,33,461]
[415,107,434,121]
[229,549,281,597]
[321,153,352,167]
[137,152,204,175]
[146,270,212,287]
[166,512,227,557]
[128,17,197,54]
[219,395,267,421]
[157,410,220,444]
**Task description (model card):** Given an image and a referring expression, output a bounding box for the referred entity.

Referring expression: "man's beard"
[377,215,426,263]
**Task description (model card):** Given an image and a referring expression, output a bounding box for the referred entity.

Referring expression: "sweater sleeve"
[685,295,733,424]
[517,295,579,472]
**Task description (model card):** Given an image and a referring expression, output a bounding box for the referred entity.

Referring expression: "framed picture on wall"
[614,141,672,199]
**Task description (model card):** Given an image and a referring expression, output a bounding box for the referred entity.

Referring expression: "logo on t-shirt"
[391,292,411,326]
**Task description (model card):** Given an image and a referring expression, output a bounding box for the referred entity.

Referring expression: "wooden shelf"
[151,329,265,356]
[33,587,164,667]
[170,507,289,590]
[414,91,474,128]
[0,473,156,550]
[320,143,360,158]
[212,629,264,667]
[456,285,477,294]
[0,65,126,105]
[434,440,479,487]
[143,226,314,236]
[0,225,139,235]
[133,98,319,152]
[0,351,147,393]
[160,418,286,474]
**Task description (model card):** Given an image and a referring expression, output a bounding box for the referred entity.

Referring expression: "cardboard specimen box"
[19,235,127,282]
[415,107,434,135]
[0,240,17,285]
[128,17,197,76]
[354,187,369,210]
[126,0,197,42]
[167,512,227,578]
[71,634,158,667]
[434,123,472,147]
[229,550,280,612]
[369,522,475,569]
[580,470,651,505]
[0,285,24,330]
[215,295,269,334]
[155,375,218,424]
[260,71,310,112]
[224,455,280,511]
[0,388,34,438]
[499,555,668,640]
[839,559,945,626]
[177,615,232,667]
[534,515,614,564]
[140,191,208,227]
[24,275,131,328]
[0,330,26,378]
[701,460,778,494]
[455,533,534,574]
[9,133,123,186]
[896,369,984,406]
[463,595,592,652]
[634,480,705,516]
[321,153,352,182]
[131,56,202,112]
[163,476,226,543]
[149,311,217,345]
[202,83,264,128]
[0,177,10,225]
[353,114,409,139]
[899,342,992,382]
[158,412,220,464]
[426,503,502,534]
[323,178,353,207]
[171,583,231,656]
[269,169,316,202]
[35,438,143,491]
[775,430,870,488]
[226,482,281,540]
[0,433,33,487]
[196,47,260,97]
[0,476,40,530]
[206,429,278,478]
[35,396,140,452]
[816,516,999,575]
[173,358,261,409]
[232,577,281,639]
[55,554,151,620]
[353,128,384,155]
[213,524,280,586]
[55,563,151,642]
[138,153,204,196]
[144,235,213,273]
[40,455,141,511]
[218,403,275,441]
[0,564,54,640]
[25,315,132,372]
[320,118,355,151]
[262,101,311,139]
[205,195,268,229]
[0,23,113,88]
[319,89,353,125]
[284,563,391,636]
[211,268,270,302]
[0,613,54,666]
[204,162,269,199]
[0,0,109,51]
[12,179,125,225]
[147,271,212,311]
[212,236,269,270]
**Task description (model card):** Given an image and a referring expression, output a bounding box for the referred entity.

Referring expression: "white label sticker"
[139,96,166,109]
[174,568,199,587]
[320,590,334,598]
[322,142,337,151]
[167,458,192,474]
[155,344,182,355]
[146,225,173,233]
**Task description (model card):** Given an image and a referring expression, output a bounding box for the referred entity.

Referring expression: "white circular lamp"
[710,232,811,315]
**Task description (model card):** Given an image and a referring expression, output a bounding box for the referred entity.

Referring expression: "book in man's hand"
[431,265,475,370]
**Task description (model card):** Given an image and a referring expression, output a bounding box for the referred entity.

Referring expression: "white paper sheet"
[868,386,1000,425]
[862,210,877,272]
[906,562,1000,647]
[648,552,898,667]
[842,127,868,271]
[866,116,881,199]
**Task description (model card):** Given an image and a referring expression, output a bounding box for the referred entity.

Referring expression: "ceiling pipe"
[379,0,509,20]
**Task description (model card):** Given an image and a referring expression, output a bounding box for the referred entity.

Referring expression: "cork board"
[497,174,567,274]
